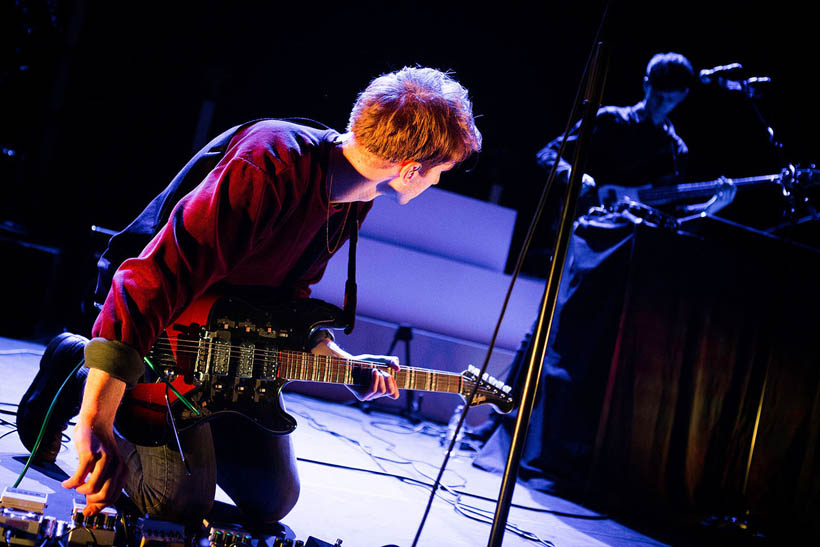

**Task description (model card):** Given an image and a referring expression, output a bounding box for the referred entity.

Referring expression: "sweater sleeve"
[535,108,621,185]
[92,156,283,358]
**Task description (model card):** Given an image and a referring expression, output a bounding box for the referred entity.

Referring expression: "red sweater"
[93,120,368,356]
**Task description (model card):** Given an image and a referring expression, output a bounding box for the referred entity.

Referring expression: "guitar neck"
[277,350,464,394]
[638,174,781,205]
[153,338,465,394]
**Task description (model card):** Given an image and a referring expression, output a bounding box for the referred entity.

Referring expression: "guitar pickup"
[237,343,255,378]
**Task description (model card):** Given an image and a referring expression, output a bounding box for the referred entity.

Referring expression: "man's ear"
[399,161,421,182]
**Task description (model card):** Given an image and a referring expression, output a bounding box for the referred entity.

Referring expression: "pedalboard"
[0,484,342,547]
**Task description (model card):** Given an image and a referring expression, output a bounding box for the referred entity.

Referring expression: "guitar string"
[155,342,446,376]
[148,343,473,394]
[639,174,780,202]
[150,340,477,379]
[148,340,494,394]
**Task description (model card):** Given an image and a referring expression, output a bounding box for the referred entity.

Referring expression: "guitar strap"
[278,199,361,333]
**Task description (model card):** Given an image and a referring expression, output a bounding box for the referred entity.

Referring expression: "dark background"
[2,0,818,338]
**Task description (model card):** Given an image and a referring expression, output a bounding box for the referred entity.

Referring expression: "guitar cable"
[13,359,85,487]
[143,356,200,416]
[11,355,200,486]
[164,383,192,476]
[143,355,200,472]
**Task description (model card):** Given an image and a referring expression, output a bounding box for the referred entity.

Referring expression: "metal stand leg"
[387,325,422,423]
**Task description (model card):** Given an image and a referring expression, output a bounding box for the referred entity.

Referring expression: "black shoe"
[17,332,88,462]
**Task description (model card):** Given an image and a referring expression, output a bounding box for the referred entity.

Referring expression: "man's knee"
[239,477,300,524]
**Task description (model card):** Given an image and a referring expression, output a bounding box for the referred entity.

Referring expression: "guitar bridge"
[194,331,231,376]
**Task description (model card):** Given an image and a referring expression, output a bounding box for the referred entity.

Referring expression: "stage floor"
[0,335,699,547]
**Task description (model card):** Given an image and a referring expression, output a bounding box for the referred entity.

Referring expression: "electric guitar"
[596,167,820,209]
[115,293,516,446]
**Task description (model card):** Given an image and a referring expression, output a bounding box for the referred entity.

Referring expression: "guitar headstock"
[782,165,820,190]
[459,365,515,414]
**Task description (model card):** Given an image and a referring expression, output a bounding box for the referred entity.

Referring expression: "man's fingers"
[82,462,127,515]
[75,453,110,495]
[81,502,108,517]
[61,452,96,490]
[368,369,386,400]
[361,369,391,401]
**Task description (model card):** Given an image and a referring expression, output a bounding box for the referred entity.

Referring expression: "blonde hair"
[347,67,482,169]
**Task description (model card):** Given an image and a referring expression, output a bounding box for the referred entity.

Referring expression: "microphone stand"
[388,325,422,423]
[487,41,609,546]
[358,324,420,421]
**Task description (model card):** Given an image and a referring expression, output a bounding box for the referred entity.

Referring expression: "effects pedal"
[67,500,118,546]
[303,539,342,547]
[0,489,47,514]
[0,488,65,547]
[205,522,253,547]
[136,517,186,547]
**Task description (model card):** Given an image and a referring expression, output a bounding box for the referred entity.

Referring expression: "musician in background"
[473,53,735,481]
[17,67,481,526]
[536,51,735,216]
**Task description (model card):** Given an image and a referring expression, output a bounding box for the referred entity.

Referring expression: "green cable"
[13,356,201,487]
[13,359,85,488]
[143,357,200,416]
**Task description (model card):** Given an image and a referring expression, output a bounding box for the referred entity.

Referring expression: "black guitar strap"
[343,205,359,334]
[278,199,361,332]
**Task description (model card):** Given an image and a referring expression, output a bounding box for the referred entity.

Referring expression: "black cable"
[289,400,471,487]
[0,430,18,441]
[297,454,567,545]
[295,456,607,519]
[287,399,607,520]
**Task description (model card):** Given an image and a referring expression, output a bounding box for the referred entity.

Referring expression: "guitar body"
[115,295,347,446]
[597,184,654,208]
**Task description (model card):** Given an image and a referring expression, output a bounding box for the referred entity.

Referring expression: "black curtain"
[476,214,820,538]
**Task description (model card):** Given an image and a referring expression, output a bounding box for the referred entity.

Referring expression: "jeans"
[115,407,300,525]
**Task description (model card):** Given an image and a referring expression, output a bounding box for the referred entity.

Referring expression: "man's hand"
[349,354,400,401]
[310,338,400,401]
[61,419,128,515]
[61,368,128,516]
[707,176,737,214]
[580,173,597,195]
[681,176,737,216]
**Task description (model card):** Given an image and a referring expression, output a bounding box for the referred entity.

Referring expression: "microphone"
[698,62,744,84]
[700,63,771,99]
[743,76,772,99]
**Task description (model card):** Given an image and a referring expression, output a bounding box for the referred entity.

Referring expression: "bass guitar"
[596,167,820,209]
[115,293,515,445]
